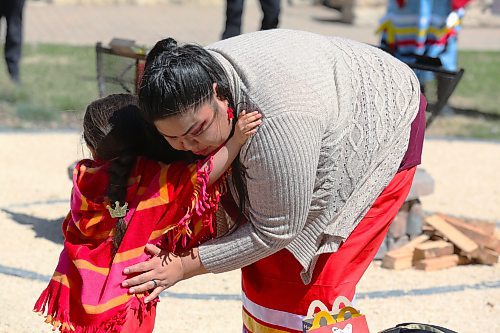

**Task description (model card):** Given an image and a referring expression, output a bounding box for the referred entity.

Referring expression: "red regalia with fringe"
[34,156,225,332]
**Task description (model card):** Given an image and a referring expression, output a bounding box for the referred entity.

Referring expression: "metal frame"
[95,42,146,98]
[404,58,465,127]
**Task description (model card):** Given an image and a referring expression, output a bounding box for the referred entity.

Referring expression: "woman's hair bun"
[147,37,178,63]
[161,38,178,52]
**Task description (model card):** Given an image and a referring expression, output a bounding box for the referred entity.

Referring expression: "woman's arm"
[122,113,322,301]
[121,110,261,301]
[207,110,261,186]
[198,113,323,272]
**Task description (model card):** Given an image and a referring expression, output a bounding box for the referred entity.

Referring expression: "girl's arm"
[122,111,261,301]
[207,110,261,186]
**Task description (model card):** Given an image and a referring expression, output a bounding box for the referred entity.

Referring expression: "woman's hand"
[122,244,206,303]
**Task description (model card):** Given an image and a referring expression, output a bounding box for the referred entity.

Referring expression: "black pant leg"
[4,0,25,83]
[259,0,280,30]
[222,0,245,39]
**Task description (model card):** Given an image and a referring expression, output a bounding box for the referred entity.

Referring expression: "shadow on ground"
[2,209,64,244]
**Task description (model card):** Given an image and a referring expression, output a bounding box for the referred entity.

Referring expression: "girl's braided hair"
[83,94,186,256]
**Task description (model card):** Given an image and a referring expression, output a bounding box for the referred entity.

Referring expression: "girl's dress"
[34,156,226,333]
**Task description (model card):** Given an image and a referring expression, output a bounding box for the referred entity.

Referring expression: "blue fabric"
[380,0,464,82]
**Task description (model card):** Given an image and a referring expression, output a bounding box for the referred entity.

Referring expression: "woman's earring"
[227,107,234,120]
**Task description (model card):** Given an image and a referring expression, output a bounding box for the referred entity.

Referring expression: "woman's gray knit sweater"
[199,29,421,284]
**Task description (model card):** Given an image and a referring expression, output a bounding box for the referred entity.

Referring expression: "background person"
[0,0,25,84]
[378,0,471,101]
[221,0,280,39]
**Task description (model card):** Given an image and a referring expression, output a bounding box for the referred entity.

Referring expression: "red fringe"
[33,279,73,332]
[34,279,157,332]
[168,157,228,252]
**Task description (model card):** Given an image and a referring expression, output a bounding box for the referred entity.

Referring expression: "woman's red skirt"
[241,167,417,333]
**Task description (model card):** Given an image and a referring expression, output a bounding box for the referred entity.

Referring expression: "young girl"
[34,93,261,333]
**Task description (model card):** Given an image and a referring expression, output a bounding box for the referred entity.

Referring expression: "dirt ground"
[0,132,498,333]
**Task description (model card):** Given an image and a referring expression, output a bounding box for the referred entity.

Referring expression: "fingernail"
[122,282,128,287]
[124,268,129,274]
[129,288,135,293]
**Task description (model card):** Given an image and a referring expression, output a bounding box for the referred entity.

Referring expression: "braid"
[107,155,136,257]
[83,93,187,257]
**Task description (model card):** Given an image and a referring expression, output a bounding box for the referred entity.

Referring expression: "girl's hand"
[234,110,262,145]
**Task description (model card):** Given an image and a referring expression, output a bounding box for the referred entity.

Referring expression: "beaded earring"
[227,107,234,120]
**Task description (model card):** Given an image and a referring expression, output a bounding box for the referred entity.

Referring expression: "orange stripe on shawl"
[73,260,109,276]
[34,156,224,332]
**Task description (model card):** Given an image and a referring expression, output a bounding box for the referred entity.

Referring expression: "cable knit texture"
[198,29,421,284]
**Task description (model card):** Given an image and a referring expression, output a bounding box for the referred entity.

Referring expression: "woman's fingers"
[123,244,162,277]
[145,286,165,303]
[123,259,154,276]
[122,267,156,289]
[145,243,162,256]
[122,255,162,287]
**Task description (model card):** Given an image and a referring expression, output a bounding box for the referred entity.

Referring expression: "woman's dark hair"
[139,37,234,120]
[83,94,186,256]
[139,38,248,224]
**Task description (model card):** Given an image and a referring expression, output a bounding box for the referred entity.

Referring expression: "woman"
[122,29,426,332]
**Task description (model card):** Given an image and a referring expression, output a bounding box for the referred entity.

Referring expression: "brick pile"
[382,214,499,271]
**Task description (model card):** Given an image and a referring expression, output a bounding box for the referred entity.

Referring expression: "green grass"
[425,115,500,140]
[450,50,500,115]
[0,45,499,139]
[0,43,98,125]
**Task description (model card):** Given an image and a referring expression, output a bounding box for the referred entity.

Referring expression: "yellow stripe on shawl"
[81,196,88,211]
[73,259,110,276]
[149,224,177,241]
[242,310,290,333]
[85,211,105,228]
[51,271,70,288]
[189,164,197,184]
[136,164,170,211]
[70,221,112,240]
[148,163,202,240]
[82,294,132,314]
[136,197,168,211]
[113,246,145,264]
